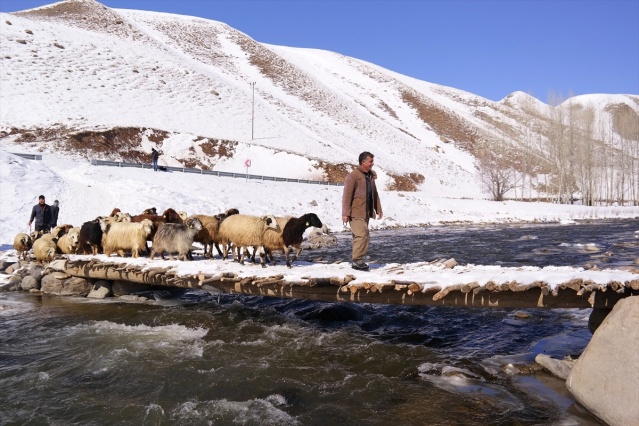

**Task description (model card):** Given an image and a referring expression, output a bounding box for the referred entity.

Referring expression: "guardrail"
[10,152,42,160]
[90,159,343,186]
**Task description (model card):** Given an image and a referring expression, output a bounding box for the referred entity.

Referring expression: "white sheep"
[217,214,279,267]
[103,219,154,258]
[33,227,65,263]
[13,233,33,259]
[56,227,81,254]
[150,217,202,261]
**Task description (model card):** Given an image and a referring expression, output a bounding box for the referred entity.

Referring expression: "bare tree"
[477,140,520,201]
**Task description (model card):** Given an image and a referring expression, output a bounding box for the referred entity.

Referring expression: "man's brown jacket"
[342,166,382,220]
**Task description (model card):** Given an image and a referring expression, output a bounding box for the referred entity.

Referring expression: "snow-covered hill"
[0,0,637,199]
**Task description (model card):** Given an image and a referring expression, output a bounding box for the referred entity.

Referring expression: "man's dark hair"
[358,151,374,165]
[38,195,45,200]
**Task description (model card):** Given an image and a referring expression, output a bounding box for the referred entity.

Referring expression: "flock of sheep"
[13,207,324,268]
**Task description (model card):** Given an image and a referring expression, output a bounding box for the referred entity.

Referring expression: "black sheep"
[263,213,323,267]
[77,217,107,255]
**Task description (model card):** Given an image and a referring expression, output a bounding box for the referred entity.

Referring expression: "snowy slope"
[0,0,637,200]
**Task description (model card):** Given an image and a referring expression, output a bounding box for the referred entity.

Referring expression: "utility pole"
[250,82,255,140]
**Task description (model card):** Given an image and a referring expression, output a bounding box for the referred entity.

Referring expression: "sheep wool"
[13,232,33,260]
[217,214,279,267]
[150,217,202,261]
[103,219,154,258]
[56,227,81,254]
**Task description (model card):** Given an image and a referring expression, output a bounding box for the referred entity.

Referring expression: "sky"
[1,150,638,291]
[0,0,637,102]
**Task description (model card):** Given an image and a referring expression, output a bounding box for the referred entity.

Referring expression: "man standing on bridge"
[342,151,383,271]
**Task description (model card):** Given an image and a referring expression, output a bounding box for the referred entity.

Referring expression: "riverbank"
[2,150,639,246]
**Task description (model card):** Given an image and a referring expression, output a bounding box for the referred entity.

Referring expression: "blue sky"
[2,0,637,102]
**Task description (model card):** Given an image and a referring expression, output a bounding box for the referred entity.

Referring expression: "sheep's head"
[98,217,108,232]
[140,219,154,236]
[143,207,157,215]
[116,212,132,222]
[51,225,71,238]
[163,208,182,223]
[178,211,188,221]
[186,217,203,232]
[304,213,323,229]
[68,228,80,246]
[262,215,279,230]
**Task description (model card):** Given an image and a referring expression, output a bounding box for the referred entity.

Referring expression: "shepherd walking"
[28,195,52,233]
[341,151,383,271]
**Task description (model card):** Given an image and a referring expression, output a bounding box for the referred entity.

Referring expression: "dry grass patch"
[386,173,424,191]
[401,89,478,151]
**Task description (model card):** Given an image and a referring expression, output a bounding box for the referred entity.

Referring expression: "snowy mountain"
[1,0,637,199]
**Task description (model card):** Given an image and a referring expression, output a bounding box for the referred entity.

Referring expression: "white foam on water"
[0,295,37,317]
[63,320,209,361]
[68,320,208,340]
[172,395,298,425]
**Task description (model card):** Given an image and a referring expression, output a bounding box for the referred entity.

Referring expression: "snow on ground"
[1,150,638,290]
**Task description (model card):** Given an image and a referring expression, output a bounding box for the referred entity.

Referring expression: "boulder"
[4,262,20,274]
[28,264,44,281]
[20,275,40,291]
[87,280,112,299]
[0,260,12,272]
[302,229,338,249]
[1,276,21,291]
[41,275,91,296]
[566,296,639,426]
[6,274,23,289]
[534,354,575,379]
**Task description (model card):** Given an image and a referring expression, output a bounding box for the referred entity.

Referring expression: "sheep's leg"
[284,247,292,268]
[292,246,303,262]
[259,246,267,268]
[238,246,247,265]
[263,248,273,264]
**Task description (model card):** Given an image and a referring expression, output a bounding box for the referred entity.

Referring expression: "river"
[1,219,637,425]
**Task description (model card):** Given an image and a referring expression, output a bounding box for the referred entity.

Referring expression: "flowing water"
[1,219,637,425]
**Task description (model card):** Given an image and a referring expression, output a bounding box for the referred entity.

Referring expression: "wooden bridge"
[48,257,639,309]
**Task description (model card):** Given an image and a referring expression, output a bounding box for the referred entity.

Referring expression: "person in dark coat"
[151,148,160,171]
[28,195,52,233]
[50,200,60,227]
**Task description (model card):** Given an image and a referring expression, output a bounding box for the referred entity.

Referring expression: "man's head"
[38,195,45,204]
[53,200,59,206]
[358,151,374,172]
